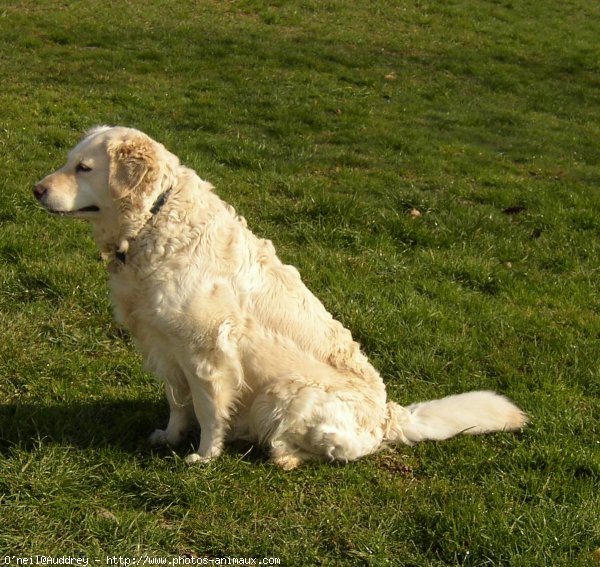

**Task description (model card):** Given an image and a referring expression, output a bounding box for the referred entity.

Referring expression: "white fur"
[35,126,528,468]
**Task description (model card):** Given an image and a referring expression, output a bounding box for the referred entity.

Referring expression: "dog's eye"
[76,162,92,173]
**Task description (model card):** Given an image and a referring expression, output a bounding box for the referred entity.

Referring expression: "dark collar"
[150,189,171,215]
[115,188,171,266]
[115,249,127,264]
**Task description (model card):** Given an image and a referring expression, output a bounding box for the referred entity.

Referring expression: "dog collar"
[114,188,172,266]
[115,250,127,264]
[150,188,171,216]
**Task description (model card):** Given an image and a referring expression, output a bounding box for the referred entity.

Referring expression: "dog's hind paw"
[272,454,303,471]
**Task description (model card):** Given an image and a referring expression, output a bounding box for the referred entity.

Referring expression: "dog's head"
[34,126,179,255]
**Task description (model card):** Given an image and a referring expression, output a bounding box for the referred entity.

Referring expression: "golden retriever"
[34,126,527,469]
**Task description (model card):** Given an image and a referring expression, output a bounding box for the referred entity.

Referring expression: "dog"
[34,126,527,469]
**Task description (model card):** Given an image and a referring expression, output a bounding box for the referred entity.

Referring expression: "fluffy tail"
[384,391,527,445]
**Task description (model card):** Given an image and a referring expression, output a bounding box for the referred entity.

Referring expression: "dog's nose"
[33,183,47,201]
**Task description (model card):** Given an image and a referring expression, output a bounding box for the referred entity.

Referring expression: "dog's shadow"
[0,399,261,462]
[0,398,166,453]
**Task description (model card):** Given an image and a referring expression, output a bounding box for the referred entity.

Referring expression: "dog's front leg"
[149,375,196,448]
[184,376,235,465]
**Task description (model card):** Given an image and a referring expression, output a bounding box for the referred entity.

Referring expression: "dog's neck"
[107,187,172,269]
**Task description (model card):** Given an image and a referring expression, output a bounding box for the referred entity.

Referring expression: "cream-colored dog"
[34,126,527,469]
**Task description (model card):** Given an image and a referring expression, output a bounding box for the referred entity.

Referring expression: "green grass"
[1,0,599,564]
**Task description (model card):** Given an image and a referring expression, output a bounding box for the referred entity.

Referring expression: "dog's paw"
[184,453,214,466]
[272,454,303,471]
[148,429,175,447]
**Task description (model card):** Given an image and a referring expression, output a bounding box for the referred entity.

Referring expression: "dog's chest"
[108,269,188,337]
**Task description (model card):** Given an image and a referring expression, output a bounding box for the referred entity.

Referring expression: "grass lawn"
[1,0,599,564]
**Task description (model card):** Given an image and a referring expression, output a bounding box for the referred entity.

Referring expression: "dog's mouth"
[76,205,100,213]
[47,205,100,216]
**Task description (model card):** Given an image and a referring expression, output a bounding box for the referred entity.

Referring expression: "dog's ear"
[106,134,163,255]
[107,135,158,200]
